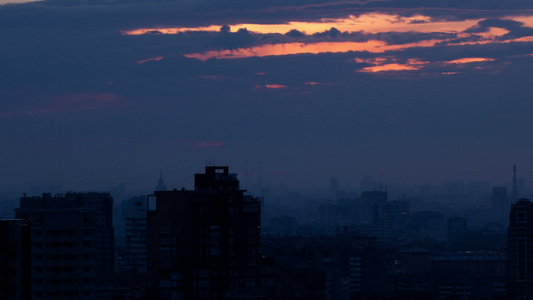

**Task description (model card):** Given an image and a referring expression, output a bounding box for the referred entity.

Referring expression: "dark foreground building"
[147,166,263,299]
[15,192,114,299]
[0,219,31,300]
[508,198,533,299]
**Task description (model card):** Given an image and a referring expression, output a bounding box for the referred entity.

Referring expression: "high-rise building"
[361,190,387,226]
[447,217,467,249]
[76,192,114,275]
[383,200,410,240]
[147,166,263,299]
[15,192,114,299]
[0,219,31,300]
[507,198,533,298]
[122,196,148,274]
[15,197,98,299]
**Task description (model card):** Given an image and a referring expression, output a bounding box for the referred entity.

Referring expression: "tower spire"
[156,169,167,191]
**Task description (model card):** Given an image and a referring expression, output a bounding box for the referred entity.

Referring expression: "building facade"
[0,219,31,300]
[15,192,114,299]
[147,166,263,299]
[508,198,533,298]
[15,203,98,299]
[122,196,148,274]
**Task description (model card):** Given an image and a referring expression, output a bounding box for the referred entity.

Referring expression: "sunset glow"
[123,26,221,35]
[359,63,421,72]
[136,56,164,64]
[121,10,533,70]
[265,84,287,88]
[184,40,442,61]
[445,57,495,64]
[122,13,482,36]
[356,57,428,73]
[6,0,533,206]
[255,84,288,89]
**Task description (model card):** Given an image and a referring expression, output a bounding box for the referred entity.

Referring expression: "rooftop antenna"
[511,164,519,204]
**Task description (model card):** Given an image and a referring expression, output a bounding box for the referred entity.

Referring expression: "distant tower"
[156,169,168,191]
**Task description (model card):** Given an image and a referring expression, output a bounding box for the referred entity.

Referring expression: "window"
[517,211,526,223]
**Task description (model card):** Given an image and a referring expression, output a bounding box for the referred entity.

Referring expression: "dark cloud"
[285,29,305,37]
[372,31,457,44]
[312,27,342,38]
[477,18,533,39]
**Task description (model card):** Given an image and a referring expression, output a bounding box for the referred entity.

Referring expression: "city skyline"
[2,0,533,191]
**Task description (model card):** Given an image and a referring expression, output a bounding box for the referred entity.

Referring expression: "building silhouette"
[0,219,31,300]
[14,192,114,299]
[122,196,148,274]
[361,190,387,227]
[507,198,533,298]
[147,166,263,299]
[15,197,98,298]
[383,200,410,241]
[447,217,467,249]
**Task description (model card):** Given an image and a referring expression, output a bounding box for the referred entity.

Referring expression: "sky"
[2,0,533,193]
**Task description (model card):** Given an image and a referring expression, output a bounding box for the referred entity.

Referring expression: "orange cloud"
[255,84,287,89]
[122,13,481,36]
[445,57,495,64]
[504,15,533,28]
[506,36,533,43]
[474,27,510,40]
[136,56,164,64]
[123,12,532,67]
[123,26,221,35]
[357,57,428,73]
[359,63,421,72]
[265,84,287,88]
[185,39,441,61]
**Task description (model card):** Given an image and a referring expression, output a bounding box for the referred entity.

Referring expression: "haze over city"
[2,0,533,192]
